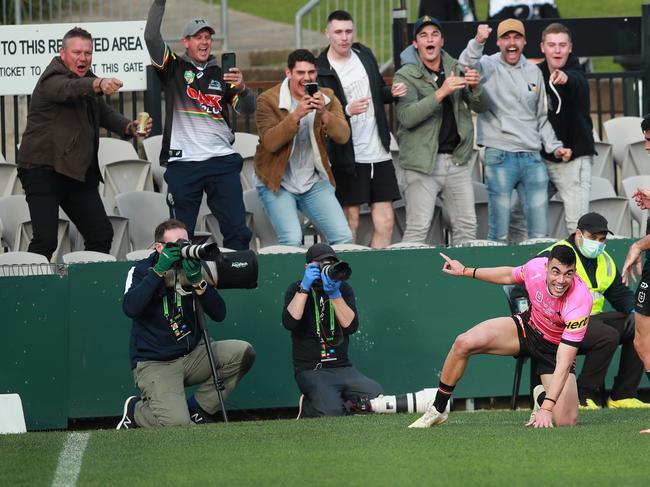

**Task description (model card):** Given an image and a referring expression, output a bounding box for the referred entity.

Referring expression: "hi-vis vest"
[543,240,616,315]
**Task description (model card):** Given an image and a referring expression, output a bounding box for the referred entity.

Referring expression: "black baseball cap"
[577,212,613,235]
[413,15,442,37]
[306,243,338,263]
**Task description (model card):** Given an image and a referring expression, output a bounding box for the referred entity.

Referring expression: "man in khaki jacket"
[254,49,353,247]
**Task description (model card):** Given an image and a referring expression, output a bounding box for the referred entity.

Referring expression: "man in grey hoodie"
[459,19,571,243]
[394,16,487,245]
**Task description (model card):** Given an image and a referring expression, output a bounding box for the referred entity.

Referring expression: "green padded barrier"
[2,240,645,429]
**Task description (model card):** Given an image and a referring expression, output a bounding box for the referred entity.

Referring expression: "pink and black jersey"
[512,257,593,346]
[153,47,242,164]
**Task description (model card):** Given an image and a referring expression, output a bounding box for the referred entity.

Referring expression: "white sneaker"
[408,404,448,428]
[296,394,304,420]
[529,384,545,423]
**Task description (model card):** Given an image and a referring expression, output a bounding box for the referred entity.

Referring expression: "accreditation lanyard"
[163,292,191,341]
[312,290,337,362]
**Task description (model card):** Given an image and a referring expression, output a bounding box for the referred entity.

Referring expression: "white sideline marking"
[51,432,90,487]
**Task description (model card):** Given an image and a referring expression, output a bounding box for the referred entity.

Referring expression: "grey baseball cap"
[182,18,215,38]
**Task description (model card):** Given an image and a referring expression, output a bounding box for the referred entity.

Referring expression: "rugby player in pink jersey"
[409,245,593,429]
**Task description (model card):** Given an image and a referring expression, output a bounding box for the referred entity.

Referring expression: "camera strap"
[163,291,191,341]
[311,290,335,341]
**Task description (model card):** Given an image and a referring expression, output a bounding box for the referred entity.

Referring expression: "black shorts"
[634,264,650,316]
[512,309,576,376]
[333,160,401,206]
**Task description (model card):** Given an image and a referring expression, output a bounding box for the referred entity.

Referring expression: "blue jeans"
[484,148,549,242]
[257,180,352,246]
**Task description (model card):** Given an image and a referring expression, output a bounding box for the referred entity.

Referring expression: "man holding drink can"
[17,26,152,261]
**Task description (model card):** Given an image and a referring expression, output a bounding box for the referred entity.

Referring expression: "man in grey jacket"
[459,19,571,243]
[394,16,487,245]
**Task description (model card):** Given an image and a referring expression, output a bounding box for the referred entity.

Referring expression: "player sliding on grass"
[409,245,592,429]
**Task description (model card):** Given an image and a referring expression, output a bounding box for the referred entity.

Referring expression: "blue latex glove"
[300,263,321,291]
[321,271,342,299]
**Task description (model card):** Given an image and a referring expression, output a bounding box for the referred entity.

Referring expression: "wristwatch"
[297,285,310,294]
[193,279,208,290]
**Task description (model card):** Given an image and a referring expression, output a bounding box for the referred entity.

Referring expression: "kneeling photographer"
[283,243,383,417]
[117,219,256,429]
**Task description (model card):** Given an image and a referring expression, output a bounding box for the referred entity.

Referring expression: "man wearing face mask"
[539,212,649,409]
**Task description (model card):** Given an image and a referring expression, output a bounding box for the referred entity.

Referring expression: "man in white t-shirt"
[317,10,407,248]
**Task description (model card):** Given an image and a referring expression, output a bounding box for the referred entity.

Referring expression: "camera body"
[316,259,352,282]
[163,239,258,290]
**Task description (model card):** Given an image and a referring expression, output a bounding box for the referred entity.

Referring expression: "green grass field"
[3,409,649,486]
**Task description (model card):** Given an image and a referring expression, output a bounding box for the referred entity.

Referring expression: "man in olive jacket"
[254,49,352,247]
[17,27,150,260]
[394,16,487,245]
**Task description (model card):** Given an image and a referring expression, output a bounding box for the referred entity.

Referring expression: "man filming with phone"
[254,49,353,246]
[144,0,254,250]
[117,219,255,429]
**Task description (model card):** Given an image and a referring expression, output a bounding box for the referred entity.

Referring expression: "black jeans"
[18,167,113,260]
[577,311,644,402]
[295,365,383,417]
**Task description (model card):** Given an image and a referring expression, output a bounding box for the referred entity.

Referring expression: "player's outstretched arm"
[527,342,578,428]
[440,253,515,284]
[621,238,650,286]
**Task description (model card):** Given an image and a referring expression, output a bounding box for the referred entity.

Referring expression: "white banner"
[0,21,150,96]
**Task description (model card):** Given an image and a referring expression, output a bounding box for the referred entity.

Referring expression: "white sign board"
[0,21,150,96]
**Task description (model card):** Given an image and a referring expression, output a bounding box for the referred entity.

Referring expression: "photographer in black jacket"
[283,243,383,417]
[117,219,255,429]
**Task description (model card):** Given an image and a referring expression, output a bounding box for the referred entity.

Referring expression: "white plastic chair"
[621,175,650,236]
[592,142,616,188]
[142,135,167,193]
[620,141,650,181]
[126,249,155,261]
[116,191,169,250]
[589,197,632,237]
[330,244,372,252]
[590,176,617,199]
[243,189,278,250]
[98,137,139,166]
[0,195,30,251]
[101,159,154,201]
[233,132,258,192]
[258,245,306,255]
[603,116,644,166]
[0,251,52,275]
[0,163,22,196]
[386,242,430,249]
[17,219,70,263]
[62,251,117,263]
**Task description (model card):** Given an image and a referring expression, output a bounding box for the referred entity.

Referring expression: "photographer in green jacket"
[394,16,488,245]
[540,212,649,409]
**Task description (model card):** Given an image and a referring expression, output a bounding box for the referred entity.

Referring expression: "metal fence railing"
[295,0,420,72]
[1,73,644,164]
[1,0,229,49]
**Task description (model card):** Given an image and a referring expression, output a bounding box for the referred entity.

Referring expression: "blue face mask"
[578,232,606,259]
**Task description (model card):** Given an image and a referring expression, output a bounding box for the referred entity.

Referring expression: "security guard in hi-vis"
[538,212,649,410]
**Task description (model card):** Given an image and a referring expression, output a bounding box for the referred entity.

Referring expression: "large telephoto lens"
[321,261,352,281]
[179,242,221,260]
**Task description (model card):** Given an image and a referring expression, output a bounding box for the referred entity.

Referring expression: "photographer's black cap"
[306,243,338,263]
[577,212,613,235]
